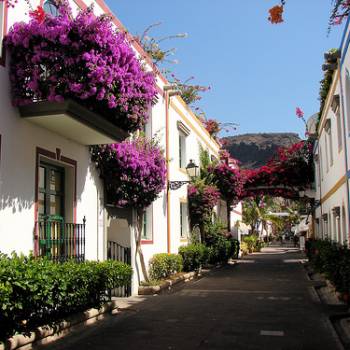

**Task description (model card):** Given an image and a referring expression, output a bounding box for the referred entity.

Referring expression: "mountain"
[223,133,301,169]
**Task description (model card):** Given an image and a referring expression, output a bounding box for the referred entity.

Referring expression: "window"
[332,95,343,151]
[142,206,153,241]
[332,210,337,242]
[38,162,65,218]
[325,119,333,167]
[179,131,187,168]
[180,202,189,238]
[324,134,329,171]
[337,110,343,150]
[43,0,59,16]
[314,154,320,188]
[322,213,328,237]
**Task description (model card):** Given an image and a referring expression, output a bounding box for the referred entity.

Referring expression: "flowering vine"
[330,0,350,26]
[91,137,166,282]
[195,109,238,139]
[210,163,244,206]
[5,1,157,132]
[242,140,314,198]
[209,162,245,230]
[136,22,187,65]
[188,182,220,228]
[90,137,166,208]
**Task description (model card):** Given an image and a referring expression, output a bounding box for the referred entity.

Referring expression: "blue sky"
[105,0,345,138]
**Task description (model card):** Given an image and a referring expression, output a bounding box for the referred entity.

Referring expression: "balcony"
[19,99,128,145]
[36,215,86,262]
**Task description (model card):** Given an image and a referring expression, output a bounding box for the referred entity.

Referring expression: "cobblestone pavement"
[50,245,343,350]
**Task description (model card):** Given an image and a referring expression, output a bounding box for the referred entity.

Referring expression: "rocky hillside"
[223,133,301,169]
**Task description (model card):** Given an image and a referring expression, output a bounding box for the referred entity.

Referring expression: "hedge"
[178,244,209,272]
[0,253,132,340]
[306,239,350,298]
[149,253,183,280]
[179,238,240,272]
[242,235,263,253]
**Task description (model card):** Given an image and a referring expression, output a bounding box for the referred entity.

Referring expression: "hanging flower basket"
[5,1,157,133]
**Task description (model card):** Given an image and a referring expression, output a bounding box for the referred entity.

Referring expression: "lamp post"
[168,159,199,190]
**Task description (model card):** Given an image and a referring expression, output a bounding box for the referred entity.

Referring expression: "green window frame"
[38,162,65,219]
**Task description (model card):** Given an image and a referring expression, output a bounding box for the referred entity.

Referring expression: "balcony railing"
[36,215,86,262]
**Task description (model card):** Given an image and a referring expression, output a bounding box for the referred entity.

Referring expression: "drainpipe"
[96,186,99,260]
[338,65,350,244]
[165,91,171,253]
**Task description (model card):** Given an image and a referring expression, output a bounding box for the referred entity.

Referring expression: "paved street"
[51,245,342,350]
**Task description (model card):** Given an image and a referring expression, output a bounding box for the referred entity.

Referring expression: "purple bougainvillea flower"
[5,0,157,132]
[91,138,166,209]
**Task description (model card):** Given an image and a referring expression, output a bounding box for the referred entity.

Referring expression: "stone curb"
[138,262,233,296]
[0,301,119,350]
[138,271,200,295]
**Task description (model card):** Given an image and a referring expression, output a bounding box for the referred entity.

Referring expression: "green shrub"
[207,236,228,263]
[149,253,183,280]
[240,241,249,255]
[203,220,239,263]
[230,238,240,259]
[242,235,262,253]
[0,253,132,340]
[307,239,350,297]
[178,244,208,271]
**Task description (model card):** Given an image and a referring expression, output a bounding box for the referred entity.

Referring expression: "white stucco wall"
[314,34,350,244]
[0,0,243,294]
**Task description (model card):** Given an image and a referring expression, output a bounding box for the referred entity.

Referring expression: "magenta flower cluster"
[5,1,157,132]
[91,138,166,209]
[210,163,244,205]
[188,184,220,225]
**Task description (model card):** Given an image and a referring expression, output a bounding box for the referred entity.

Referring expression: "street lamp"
[168,159,199,190]
[185,159,199,179]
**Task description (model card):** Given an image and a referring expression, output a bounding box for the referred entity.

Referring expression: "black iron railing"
[107,241,131,297]
[36,215,86,262]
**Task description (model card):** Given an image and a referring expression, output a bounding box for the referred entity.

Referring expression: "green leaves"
[179,244,208,272]
[0,253,132,340]
[149,253,183,280]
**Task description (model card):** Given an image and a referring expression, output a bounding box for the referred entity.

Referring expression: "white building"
[312,18,350,244]
[0,0,241,294]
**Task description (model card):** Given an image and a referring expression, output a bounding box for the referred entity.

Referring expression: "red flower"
[268,5,284,24]
[29,6,46,23]
[296,107,304,118]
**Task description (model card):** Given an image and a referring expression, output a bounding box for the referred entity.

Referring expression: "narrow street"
[50,245,342,350]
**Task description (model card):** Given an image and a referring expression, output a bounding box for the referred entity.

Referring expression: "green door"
[38,163,65,259]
